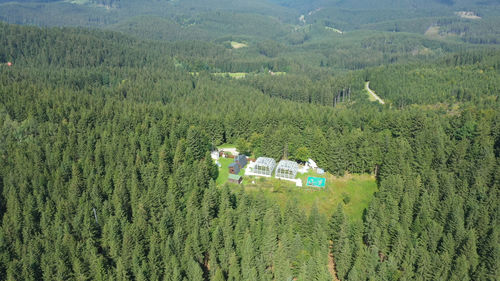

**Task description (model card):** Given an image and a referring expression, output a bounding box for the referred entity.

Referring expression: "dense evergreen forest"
[0,0,500,280]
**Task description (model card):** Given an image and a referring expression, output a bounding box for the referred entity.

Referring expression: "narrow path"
[328,241,340,281]
[365,81,385,105]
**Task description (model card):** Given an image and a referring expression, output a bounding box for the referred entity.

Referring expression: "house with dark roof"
[234,154,247,168]
[229,162,240,174]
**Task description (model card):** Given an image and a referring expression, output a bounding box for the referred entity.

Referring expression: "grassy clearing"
[217,143,235,149]
[424,25,441,37]
[67,0,90,4]
[325,26,343,34]
[455,11,481,20]
[244,173,376,222]
[191,72,246,78]
[231,41,248,49]
[214,145,376,221]
[365,88,378,102]
[213,72,247,79]
[216,157,232,185]
[216,157,245,185]
[216,158,377,222]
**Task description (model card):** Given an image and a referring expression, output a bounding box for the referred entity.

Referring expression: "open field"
[216,156,245,185]
[424,25,440,37]
[216,157,377,222]
[455,11,481,20]
[191,72,247,78]
[243,173,376,222]
[269,71,287,76]
[231,41,248,49]
[213,72,247,79]
[217,143,236,149]
[66,0,90,4]
[325,26,343,34]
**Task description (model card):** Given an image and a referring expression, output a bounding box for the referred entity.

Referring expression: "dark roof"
[229,163,239,168]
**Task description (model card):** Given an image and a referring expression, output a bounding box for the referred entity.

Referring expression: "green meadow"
[216,157,377,222]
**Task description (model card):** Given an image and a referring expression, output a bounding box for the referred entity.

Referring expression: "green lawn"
[214,147,377,222]
[230,41,248,49]
[216,144,377,222]
[213,72,247,79]
[216,157,245,185]
[243,173,377,222]
[217,143,236,149]
[216,157,232,185]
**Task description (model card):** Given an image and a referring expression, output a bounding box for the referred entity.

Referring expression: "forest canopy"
[0,0,499,280]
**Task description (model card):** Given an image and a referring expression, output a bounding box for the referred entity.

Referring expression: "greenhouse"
[275,160,299,179]
[253,157,276,176]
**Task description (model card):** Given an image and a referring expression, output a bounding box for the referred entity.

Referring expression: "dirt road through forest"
[365,81,385,104]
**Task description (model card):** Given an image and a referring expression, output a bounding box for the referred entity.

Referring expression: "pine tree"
[329,204,345,243]
[186,126,209,161]
[240,232,258,281]
[227,252,241,281]
[274,246,292,281]
[186,259,204,281]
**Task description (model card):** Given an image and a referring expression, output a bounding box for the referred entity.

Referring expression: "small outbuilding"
[307,159,318,169]
[235,154,247,168]
[229,162,240,174]
[253,157,276,176]
[228,174,242,184]
[275,160,299,179]
[211,150,220,160]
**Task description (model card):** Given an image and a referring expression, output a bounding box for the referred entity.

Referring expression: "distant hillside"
[0,0,499,47]
[270,0,500,11]
[0,0,297,27]
[0,22,172,68]
[110,12,292,42]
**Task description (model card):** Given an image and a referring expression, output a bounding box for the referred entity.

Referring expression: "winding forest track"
[365,81,385,104]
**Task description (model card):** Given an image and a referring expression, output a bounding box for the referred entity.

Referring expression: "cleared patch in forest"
[241,173,377,222]
[66,0,90,4]
[230,41,248,49]
[424,25,462,39]
[213,72,248,79]
[216,157,245,185]
[455,11,481,20]
[424,25,441,37]
[217,143,236,149]
[325,26,343,34]
[190,72,247,78]
[215,148,377,221]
